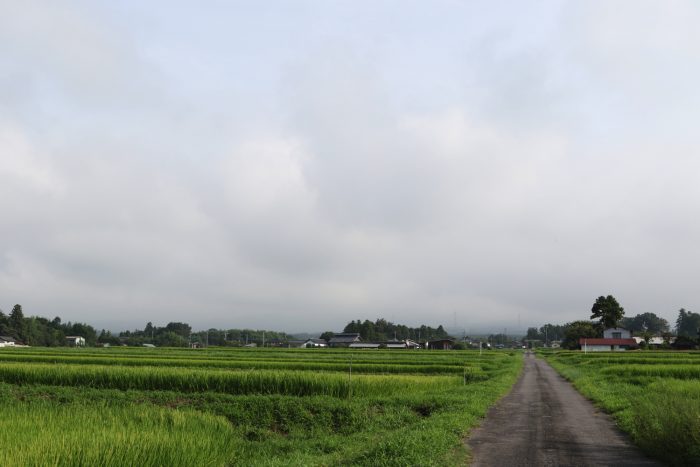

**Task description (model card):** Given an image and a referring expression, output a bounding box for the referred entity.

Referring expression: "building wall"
[583,344,629,352]
[603,328,631,339]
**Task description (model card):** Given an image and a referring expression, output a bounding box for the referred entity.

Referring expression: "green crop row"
[0,353,474,375]
[0,362,471,397]
[600,364,700,379]
[2,346,507,365]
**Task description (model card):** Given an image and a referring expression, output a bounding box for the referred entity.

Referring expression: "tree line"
[526,295,700,349]
[341,318,450,342]
[116,323,292,347]
[0,305,98,346]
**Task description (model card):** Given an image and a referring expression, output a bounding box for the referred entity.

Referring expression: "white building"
[66,336,86,347]
[0,336,16,347]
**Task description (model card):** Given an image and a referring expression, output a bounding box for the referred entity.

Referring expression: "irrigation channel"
[467,352,660,467]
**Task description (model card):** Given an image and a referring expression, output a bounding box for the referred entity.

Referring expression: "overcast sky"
[1,1,699,333]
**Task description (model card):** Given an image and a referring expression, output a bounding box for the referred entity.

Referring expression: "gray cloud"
[1,1,699,333]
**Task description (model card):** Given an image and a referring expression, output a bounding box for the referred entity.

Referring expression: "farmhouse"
[385,339,420,349]
[579,338,637,351]
[427,339,454,350]
[579,328,637,351]
[328,333,361,347]
[578,327,637,352]
[66,336,86,347]
[0,336,16,347]
[303,338,328,348]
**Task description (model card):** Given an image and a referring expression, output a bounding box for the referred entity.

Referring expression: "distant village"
[2,297,699,351]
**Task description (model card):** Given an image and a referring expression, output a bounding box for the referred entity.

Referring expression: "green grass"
[541,350,700,466]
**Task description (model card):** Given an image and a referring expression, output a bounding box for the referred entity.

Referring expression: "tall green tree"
[620,312,669,334]
[9,304,26,341]
[319,331,335,342]
[590,295,625,329]
[562,320,599,349]
[676,308,700,338]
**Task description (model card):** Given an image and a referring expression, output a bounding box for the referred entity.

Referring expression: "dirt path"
[467,352,661,466]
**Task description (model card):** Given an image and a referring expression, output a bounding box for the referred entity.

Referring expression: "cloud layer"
[1,1,699,332]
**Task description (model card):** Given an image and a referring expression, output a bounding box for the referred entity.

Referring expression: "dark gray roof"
[0,336,15,342]
[329,333,361,344]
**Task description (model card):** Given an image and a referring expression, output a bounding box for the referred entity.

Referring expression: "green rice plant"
[0,347,523,465]
[601,364,700,379]
[626,380,700,466]
[0,402,236,466]
[0,362,462,397]
[0,353,468,375]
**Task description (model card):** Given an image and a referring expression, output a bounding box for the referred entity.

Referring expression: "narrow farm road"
[467,352,661,467]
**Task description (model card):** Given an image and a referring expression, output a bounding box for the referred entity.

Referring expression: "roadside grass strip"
[543,350,700,466]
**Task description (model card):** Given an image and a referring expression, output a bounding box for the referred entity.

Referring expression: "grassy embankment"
[0,347,523,466]
[541,350,700,466]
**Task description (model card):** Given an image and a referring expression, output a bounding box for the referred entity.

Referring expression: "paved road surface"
[467,352,661,467]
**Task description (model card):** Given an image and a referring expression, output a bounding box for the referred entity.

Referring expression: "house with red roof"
[579,328,637,351]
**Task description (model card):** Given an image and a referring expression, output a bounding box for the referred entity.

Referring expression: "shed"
[303,338,328,348]
[349,342,380,349]
[427,339,454,350]
[66,336,86,347]
[385,341,408,349]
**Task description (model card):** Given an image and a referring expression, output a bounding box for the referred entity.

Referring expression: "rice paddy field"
[0,346,522,466]
[542,350,700,466]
